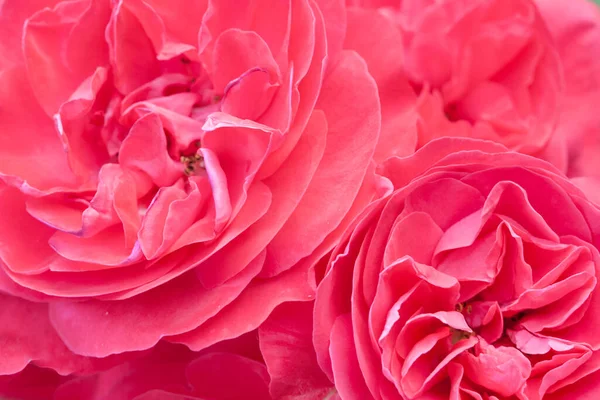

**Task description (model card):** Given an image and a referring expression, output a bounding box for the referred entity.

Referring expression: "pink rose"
[314,138,600,399]
[0,0,384,378]
[344,0,563,161]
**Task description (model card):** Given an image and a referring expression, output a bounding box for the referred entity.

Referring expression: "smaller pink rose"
[313,138,600,400]
[345,0,563,160]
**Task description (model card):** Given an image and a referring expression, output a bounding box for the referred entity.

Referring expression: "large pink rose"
[314,138,600,399]
[344,0,563,162]
[0,0,384,378]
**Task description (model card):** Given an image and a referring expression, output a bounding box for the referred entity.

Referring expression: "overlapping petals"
[0,335,270,400]
[0,0,384,381]
[313,138,600,399]
[533,0,600,182]
[344,0,563,161]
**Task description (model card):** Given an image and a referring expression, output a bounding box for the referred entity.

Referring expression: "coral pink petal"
[107,0,161,94]
[313,0,346,57]
[259,302,334,400]
[264,51,380,276]
[0,293,128,376]
[195,111,326,288]
[4,184,269,299]
[186,353,271,399]
[198,148,232,233]
[573,177,600,206]
[384,212,444,266]
[49,226,142,268]
[463,168,591,241]
[313,209,378,380]
[0,0,62,69]
[436,231,499,284]
[287,0,316,84]
[378,137,507,190]
[0,186,58,275]
[55,67,111,182]
[330,314,373,400]
[120,0,194,61]
[22,0,109,115]
[211,29,280,93]
[256,1,327,178]
[77,163,148,241]
[48,252,265,357]
[119,113,187,187]
[198,0,290,71]
[461,343,531,397]
[144,0,207,49]
[345,8,418,161]
[202,112,278,217]
[0,67,79,193]
[0,265,56,303]
[374,259,460,354]
[53,342,193,400]
[221,68,279,120]
[400,326,477,398]
[535,0,600,178]
[170,258,316,351]
[408,178,487,230]
[64,0,111,71]
[138,179,210,260]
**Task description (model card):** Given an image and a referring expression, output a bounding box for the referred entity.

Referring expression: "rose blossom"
[0,0,385,379]
[343,0,563,162]
[314,138,600,399]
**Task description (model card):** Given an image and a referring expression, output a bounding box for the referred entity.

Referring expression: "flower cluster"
[1,0,599,399]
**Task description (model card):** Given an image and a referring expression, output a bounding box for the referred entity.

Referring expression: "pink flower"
[0,0,384,378]
[314,138,600,399]
[344,0,563,162]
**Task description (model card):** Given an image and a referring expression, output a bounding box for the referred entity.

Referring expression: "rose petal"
[258,302,334,400]
[264,50,381,276]
[329,314,373,400]
[118,113,182,187]
[461,341,531,397]
[198,0,290,72]
[23,0,110,115]
[256,0,327,177]
[55,67,111,182]
[107,0,161,94]
[0,293,130,376]
[138,177,211,260]
[194,110,326,288]
[211,29,280,93]
[0,0,62,69]
[0,67,79,193]
[0,186,58,275]
[48,251,265,357]
[169,258,316,351]
[345,7,418,161]
[186,352,271,400]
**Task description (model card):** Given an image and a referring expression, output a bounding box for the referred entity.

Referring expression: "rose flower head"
[344,0,563,162]
[315,138,600,399]
[0,0,385,380]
